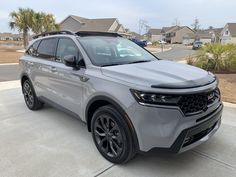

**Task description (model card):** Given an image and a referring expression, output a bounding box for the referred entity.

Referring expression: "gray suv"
[20,31,223,164]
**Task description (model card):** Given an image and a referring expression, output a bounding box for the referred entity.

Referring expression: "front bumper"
[165,105,222,153]
[128,101,223,153]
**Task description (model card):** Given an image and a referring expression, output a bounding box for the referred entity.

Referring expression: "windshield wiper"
[127,60,152,64]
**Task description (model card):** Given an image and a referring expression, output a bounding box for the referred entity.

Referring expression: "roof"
[227,23,236,37]
[184,31,212,39]
[196,31,212,39]
[148,29,161,35]
[79,18,117,32]
[161,26,179,33]
[61,15,118,33]
[130,32,142,39]
[70,15,88,23]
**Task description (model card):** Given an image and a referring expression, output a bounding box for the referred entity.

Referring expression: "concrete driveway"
[0,81,236,177]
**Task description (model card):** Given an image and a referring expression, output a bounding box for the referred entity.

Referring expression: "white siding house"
[221,23,236,44]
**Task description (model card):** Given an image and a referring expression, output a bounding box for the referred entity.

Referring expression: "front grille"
[178,88,220,116]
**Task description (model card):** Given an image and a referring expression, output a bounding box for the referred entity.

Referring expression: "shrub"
[189,44,236,73]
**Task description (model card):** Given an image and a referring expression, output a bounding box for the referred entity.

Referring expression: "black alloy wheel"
[22,79,43,110]
[91,105,135,164]
[94,114,123,158]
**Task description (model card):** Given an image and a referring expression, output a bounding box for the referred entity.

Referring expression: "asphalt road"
[0,81,236,177]
[156,44,197,61]
[0,64,20,82]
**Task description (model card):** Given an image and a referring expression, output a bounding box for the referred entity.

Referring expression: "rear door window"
[37,38,58,60]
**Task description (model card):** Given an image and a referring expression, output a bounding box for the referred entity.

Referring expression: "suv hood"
[101,60,216,89]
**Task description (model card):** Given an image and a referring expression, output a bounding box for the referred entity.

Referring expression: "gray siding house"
[147,29,162,42]
[60,15,127,35]
[161,26,194,44]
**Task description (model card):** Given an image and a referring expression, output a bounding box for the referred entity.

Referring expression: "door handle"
[72,73,89,82]
[50,67,57,72]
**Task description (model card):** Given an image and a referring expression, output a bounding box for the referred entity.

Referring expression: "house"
[161,26,194,44]
[0,33,13,41]
[183,28,222,45]
[195,30,212,44]
[0,33,23,41]
[221,23,236,44]
[60,15,127,35]
[208,28,223,43]
[146,28,162,42]
[130,32,143,40]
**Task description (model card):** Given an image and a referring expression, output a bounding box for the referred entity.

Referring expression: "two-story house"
[221,23,236,44]
[161,26,194,44]
[60,15,127,35]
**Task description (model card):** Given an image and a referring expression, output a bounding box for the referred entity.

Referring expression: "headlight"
[130,89,181,105]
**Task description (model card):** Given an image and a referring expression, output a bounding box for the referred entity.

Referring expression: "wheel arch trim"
[85,95,140,150]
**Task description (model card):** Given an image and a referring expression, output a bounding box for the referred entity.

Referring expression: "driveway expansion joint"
[192,150,236,170]
[94,164,115,177]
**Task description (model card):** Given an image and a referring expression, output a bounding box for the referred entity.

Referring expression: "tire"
[91,105,136,164]
[22,79,43,110]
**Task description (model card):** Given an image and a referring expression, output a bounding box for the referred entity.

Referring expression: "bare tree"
[139,19,149,35]
[172,18,180,26]
[191,18,200,31]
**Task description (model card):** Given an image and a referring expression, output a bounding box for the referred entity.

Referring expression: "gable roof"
[148,29,161,35]
[161,26,179,33]
[70,15,88,23]
[79,18,117,32]
[227,23,236,37]
[60,15,119,33]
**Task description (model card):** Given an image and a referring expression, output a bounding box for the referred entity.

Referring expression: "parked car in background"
[20,31,222,164]
[192,41,203,50]
[130,38,147,47]
[158,40,167,44]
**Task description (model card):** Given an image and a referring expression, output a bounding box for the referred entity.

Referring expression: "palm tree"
[42,14,59,32]
[32,12,59,34]
[32,12,44,35]
[9,8,34,48]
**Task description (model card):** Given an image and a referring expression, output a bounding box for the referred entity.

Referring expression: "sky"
[0,0,236,34]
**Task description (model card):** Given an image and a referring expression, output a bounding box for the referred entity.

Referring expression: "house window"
[225,30,229,35]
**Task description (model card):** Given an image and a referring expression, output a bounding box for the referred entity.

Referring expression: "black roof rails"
[75,31,122,37]
[33,30,75,39]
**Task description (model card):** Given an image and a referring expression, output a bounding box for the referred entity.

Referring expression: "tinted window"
[56,38,79,63]
[37,38,58,60]
[27,40,40,57]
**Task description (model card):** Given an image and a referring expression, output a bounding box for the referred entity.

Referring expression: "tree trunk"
[23,30,29,49]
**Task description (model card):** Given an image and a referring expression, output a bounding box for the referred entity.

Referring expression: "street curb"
[177,60,187,64]
[0,80,21,91]
[0,63,19,66]
[223,102,236,108]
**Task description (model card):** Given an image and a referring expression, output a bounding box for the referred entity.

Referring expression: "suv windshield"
[78,36,157,66]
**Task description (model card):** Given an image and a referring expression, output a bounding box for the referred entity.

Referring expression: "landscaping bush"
[188,43,236,73]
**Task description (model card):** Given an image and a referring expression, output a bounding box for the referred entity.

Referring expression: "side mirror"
[64,55,77,68]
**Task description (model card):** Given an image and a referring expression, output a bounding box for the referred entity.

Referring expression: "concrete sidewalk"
[0,81,235,177]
